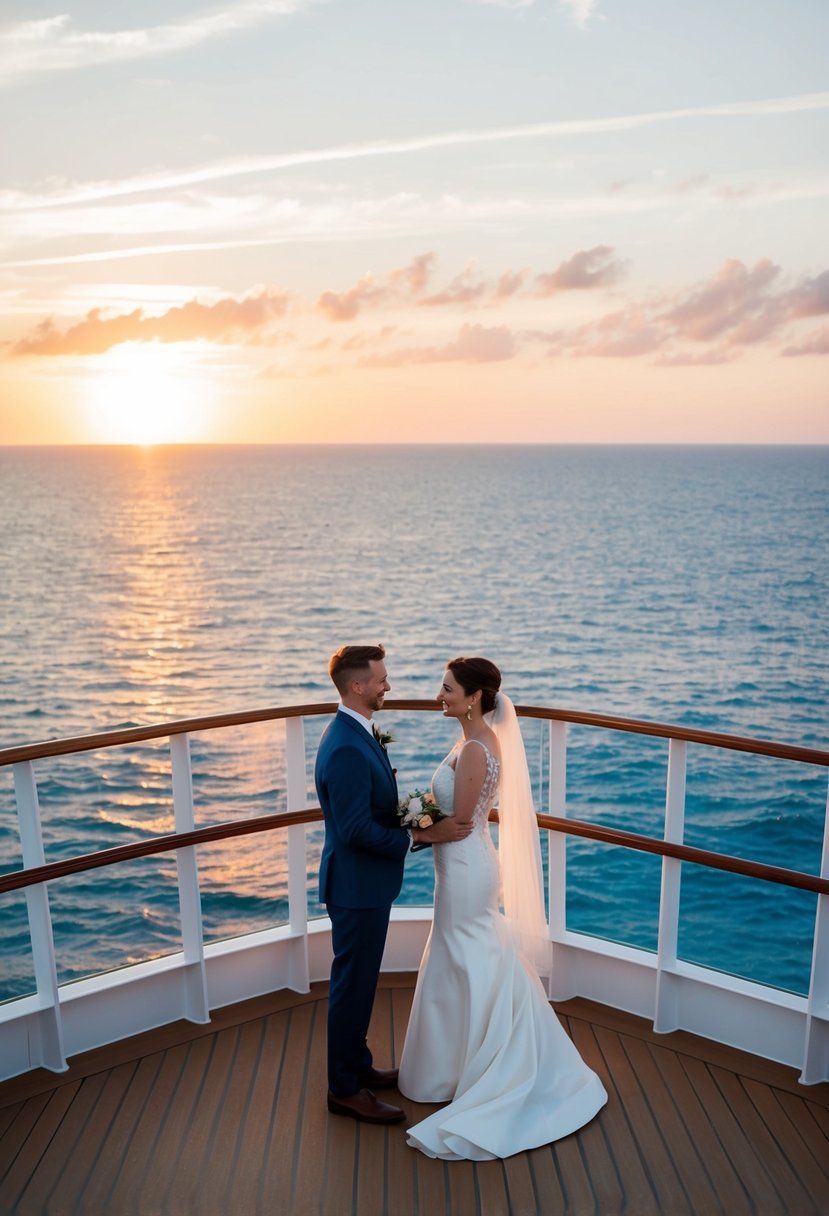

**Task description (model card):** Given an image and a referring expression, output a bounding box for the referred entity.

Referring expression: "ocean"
[1,444,827,1002]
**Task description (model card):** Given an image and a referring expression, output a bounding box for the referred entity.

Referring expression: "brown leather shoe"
[327,1088,405,1124]
[360,1066,399,1089]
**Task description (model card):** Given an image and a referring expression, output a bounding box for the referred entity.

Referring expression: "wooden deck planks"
[710,1064,824,1215]
[1,1082,81,1212]
[743,1077,829,1209]
[623,1033,722,1211]
[229,1011,289,1212]
[680,1052,788,1215]
[594,1021,695,1214]
[1,982,828,1215]
[568,1018,657,1214]
[643,1037,744,1212]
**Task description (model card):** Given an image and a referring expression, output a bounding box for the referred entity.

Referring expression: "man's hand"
[414,816,473,844]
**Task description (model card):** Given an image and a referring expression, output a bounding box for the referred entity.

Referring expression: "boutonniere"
[373,727,395,749]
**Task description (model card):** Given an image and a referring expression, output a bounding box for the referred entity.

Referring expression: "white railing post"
[548,721,568,941]
[170,733,209,1023]
[13,761,67,1072]
[284,716,310,992]
[801,773,829,1083]
[654,738,687,1032]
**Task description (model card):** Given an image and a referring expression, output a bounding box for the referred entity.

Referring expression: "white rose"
[408,797,422,816]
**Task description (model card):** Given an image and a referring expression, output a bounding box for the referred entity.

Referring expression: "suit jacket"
[315,710,409,908]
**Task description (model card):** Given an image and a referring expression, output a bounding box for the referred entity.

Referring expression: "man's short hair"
[328,644,386,695]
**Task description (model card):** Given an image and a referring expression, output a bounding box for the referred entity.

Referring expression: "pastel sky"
[1,0,827,444]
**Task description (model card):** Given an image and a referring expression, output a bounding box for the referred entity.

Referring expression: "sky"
[1,0,827,445]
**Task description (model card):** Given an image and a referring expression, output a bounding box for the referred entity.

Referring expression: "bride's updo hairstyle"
[447,656,501,715]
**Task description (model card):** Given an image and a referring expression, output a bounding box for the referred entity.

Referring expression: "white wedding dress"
[398,739,607,1160]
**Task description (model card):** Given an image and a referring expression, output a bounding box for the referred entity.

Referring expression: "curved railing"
[1,701,828,1085]
[1,701,827,896]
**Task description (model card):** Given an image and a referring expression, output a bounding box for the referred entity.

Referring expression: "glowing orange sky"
[1,2,827,444]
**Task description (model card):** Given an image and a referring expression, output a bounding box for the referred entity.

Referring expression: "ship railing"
[0,702,827,1086]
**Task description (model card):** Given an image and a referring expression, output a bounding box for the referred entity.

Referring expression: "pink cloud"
[360,323,516,367]
[782,325,829,356]
[787,270,829,319]
[655,346,741,366]
[494,270,527,299]
[316,254,437,321]
[317,274,384,322]
[662,257,781,342]
[389,253,436,295]
[568,307,668,358]
[420,266,487,307]
[13,289,290,356]
[535,245,625,295]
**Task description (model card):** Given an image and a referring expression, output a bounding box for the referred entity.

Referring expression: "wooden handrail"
[0,809,321,895]
[536,815,829,895]
[1,807,827,898]
[1,702,826,902]
[1,699,827,768]
[0,702,340,767]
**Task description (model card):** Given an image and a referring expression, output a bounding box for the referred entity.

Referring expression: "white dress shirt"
[337,703,375,735]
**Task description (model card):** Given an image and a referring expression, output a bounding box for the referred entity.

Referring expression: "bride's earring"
[466,705,473,721]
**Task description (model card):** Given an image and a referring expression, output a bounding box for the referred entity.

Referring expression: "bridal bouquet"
[397,789,446,829]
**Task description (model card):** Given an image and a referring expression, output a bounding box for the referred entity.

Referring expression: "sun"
[84,344,215,445]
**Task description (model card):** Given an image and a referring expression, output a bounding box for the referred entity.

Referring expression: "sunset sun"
[84,345,215,445]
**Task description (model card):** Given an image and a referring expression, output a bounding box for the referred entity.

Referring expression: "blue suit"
[315,710,409,1096]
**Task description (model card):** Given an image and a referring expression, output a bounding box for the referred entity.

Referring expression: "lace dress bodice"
[432,739,500,829]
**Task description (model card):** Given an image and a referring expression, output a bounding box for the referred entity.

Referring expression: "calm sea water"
[1,445,827,1001]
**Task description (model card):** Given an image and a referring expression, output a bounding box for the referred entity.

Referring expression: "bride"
[399,656,607,1160]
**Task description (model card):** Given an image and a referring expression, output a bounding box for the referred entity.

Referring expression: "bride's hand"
[415,816,473,844]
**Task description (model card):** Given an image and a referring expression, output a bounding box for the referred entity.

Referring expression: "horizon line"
[2,440,827,450]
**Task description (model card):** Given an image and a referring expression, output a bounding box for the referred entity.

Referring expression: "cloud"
[316,254,437,321]
[654,347,741,367]
[317,275,385,322]
[536,256,829,361]
[13,289,290,355]
[559,0,601,27]
[465,0,601,23]
[317,251,597,322]
[466,0,535,8]
[420,265,488,307]
[536,245,625,295]
[787,270,829,319]
[661,258,783,343]
[494,270,527,298]
[12,251,829,367]
[360,323,516,367]
[389,253,435,295]
[0,2,322,79]
[4,92,828,204]
[564,307,668,358]
[781,326,829,357]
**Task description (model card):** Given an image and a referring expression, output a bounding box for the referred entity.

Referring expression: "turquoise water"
[0,445,827,1000]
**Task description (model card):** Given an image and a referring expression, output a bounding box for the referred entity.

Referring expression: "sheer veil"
[487,692,551,979]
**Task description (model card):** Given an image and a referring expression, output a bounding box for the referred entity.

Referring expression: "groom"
[316,643,469,1124]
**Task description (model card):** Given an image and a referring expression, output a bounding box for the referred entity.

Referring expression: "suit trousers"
[327,902,392,1096]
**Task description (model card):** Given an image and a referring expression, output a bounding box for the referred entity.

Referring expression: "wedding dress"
[398,739,607,1160]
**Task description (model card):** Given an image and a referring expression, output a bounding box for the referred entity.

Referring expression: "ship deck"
[1,975,828,1215]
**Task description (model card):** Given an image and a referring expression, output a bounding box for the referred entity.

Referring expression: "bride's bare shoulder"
[460,729,500,764]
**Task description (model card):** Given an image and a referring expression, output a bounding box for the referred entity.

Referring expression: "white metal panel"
[12,761,66,1073]
[801,772,829,1083]
[170,733,209,1023]
[284,715,310,990]
[654,738,687,1033]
